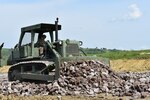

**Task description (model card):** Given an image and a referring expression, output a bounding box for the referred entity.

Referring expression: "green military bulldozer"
[0,18,109,81]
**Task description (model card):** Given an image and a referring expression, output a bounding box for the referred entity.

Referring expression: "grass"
[85,49,150,60]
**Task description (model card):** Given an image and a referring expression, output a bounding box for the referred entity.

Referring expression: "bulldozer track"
[11,60,54,67]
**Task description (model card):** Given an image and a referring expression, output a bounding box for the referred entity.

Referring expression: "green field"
[82,48,150,60]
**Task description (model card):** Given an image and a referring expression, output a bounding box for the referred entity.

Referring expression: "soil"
[111,59,150,72]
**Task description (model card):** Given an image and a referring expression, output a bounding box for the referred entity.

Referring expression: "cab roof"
[21,23,61,33]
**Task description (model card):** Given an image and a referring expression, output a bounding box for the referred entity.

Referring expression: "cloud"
[128,4,143,19]
[111,3,143,22]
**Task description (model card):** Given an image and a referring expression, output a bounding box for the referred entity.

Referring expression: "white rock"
[74,91,80,95]
[87,89,95,95]
[93,83,99,87]
[93,88,99,93]
[82,62,87,67]
[129,79,134,83]
[70,66,75,72]
[139,78,146,82]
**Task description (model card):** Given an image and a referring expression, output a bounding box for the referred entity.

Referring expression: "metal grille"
[66,44,79,56]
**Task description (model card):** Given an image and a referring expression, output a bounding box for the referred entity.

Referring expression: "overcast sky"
[0,0,149,50]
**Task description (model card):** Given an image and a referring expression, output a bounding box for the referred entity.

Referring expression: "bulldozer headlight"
[79,41,83,46]
[59,41,63,45]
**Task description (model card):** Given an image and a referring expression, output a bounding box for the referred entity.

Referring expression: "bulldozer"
[1,18,109,81]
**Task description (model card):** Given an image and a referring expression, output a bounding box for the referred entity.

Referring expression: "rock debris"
[0,60,150,99]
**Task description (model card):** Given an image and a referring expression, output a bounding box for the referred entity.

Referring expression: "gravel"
[0,60,150,99]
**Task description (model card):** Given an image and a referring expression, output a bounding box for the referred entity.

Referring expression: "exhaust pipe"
[55,18,59,41]
[0,43,4,66]
[0,43,4,59]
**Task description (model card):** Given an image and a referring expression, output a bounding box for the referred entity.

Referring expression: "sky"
[0,0,150,50]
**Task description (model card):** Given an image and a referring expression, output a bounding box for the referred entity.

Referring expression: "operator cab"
[11,18,82,63]
[19,20,61,58]
[11,18,61,60]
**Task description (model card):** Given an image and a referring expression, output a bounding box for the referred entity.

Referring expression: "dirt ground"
[110,59,150,72]
[0,94,150,100]
[1,59,150,100]
[0,94,140,100]
[0,66,10,73]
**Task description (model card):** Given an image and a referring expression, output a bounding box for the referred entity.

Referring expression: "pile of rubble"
[0,60,150,99]
[118,72,150,98]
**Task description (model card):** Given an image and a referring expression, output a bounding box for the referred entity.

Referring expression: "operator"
[37,34,46,56]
